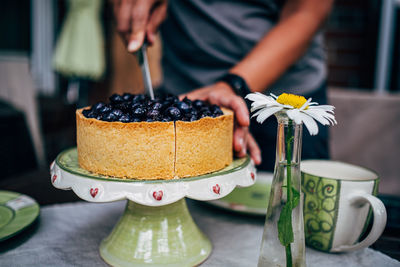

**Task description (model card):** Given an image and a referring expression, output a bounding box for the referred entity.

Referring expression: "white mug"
[301,160,387,253]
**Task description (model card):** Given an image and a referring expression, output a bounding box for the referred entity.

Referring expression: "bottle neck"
[275,112,303,165]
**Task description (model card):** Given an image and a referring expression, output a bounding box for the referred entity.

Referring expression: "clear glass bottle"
[258,112,306,267]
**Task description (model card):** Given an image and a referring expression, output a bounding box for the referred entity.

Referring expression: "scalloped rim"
[50,151,256,206]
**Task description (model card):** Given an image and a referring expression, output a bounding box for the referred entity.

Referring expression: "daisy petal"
[321,111,337,124]
[245,93,272,103]
[250,104,266,113]
[251,108,265,118]
[300,98,312,111]
[307,106,337,125]
[288,109,319,135]
[270,93,278,99]
[308,105,335,112]
[300,113,319,135]
[286,109,301,124]
[255,106,283,124]
[303,109,331,125]
[246,93,282,113]
[307,102,319,107]
[251,103,282,112]
[283,104,294,109]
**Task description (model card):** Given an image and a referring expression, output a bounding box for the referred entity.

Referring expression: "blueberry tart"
[76,93,233,179]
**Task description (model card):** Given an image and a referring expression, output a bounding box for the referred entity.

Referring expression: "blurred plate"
[0,190,40,241]
[207,172,272,215]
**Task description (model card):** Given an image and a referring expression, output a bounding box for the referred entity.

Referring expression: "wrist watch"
[218,73,252,99]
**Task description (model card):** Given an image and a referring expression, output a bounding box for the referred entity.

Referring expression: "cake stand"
[50,148,256,267]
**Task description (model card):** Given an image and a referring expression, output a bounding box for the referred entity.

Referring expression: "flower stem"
[285,119,293,267]
[286,245,293,267]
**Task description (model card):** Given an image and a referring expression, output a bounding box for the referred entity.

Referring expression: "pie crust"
[76,108,233,179]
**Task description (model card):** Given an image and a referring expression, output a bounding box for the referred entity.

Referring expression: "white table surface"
[0,200,399,267]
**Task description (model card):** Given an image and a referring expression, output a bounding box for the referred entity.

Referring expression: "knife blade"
[137,43,155,100]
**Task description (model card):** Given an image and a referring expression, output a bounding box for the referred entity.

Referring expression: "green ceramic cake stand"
[50,148,256,267]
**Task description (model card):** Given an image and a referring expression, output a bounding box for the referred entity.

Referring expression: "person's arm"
[230,0,334,91]
[185,0,334,164]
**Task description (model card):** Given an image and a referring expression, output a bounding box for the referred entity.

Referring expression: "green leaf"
[278,202,294,246]
[292,187,300,208]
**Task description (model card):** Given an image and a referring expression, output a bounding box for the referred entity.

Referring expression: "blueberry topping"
[129,102,142,110]
[92,102,105,112]
[83,93,224,122]
[193,100,204,109]
[122,93,133,101]
[166,95,179,104]
[182,97,192,106]
[114,102,130,111]
[109,94,124,104]
[87,111,98,118]
[132,107,147,118]
[152,102,163,110]
[210,104,218,112]
[98,105,112,114]
[190,109,198,116]
[111,109,124,119]
[213,109,223,117]
[119,114,131,123]
[200,106,210,112]
[201,109,212,118]
[165,107,182,120]
[162,99,170,105]
[133,94,145,103]
[145,99,154,107]
[82,109,91,117]
[147,109,160,120]
[176,101,190,114]
[103,112,118,122]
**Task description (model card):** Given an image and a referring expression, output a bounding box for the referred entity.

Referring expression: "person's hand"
[112,0,167,52]
[181,82,262,165]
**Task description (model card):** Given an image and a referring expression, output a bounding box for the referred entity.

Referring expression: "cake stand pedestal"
[50,148,256,267]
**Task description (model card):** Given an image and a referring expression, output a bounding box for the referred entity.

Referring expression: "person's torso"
[159,0,326,95]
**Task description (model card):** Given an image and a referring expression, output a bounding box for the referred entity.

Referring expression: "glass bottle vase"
[258,112,306,267]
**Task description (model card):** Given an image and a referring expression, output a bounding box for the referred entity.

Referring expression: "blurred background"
[0,0,399,258]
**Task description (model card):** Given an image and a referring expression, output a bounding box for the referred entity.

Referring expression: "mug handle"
[331,192,387,253]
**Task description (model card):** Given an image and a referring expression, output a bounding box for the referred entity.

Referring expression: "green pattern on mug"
[302,174,340,251]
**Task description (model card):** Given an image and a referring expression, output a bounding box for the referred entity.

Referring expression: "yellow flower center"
[276,93,308,109]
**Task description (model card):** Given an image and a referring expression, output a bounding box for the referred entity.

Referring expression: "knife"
[137,42,155,100]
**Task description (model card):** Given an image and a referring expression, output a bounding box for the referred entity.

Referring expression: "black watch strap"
[218,73,252,99]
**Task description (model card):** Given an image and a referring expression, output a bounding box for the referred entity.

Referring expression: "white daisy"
[245,92,337,136]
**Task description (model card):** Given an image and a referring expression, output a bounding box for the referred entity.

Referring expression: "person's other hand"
[112,0,167,52]
[181,82,262,165]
